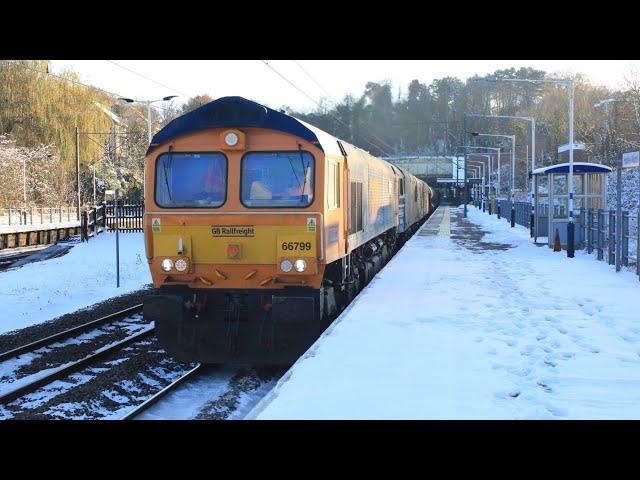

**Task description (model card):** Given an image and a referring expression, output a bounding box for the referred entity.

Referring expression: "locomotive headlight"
[174,258,188,272]
[224,132,239,146]
[294,259,307,272]
[161,258,174,272]
[280,259,293,273]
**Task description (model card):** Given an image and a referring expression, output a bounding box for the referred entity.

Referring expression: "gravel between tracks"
[194,367,284,420]
[1,337,195,420]
[0,286,153,355]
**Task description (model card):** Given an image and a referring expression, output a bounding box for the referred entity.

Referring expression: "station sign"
[557,143,585,154]
[622,151,640,169]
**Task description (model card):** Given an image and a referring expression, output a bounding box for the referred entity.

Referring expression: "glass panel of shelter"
[535,175,549,238]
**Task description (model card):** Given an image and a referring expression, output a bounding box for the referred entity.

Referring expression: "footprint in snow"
[537,381,552,393]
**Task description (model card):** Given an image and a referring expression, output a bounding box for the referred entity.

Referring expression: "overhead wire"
[289,60,397,154]
[261,60,394,156]
[105,60,191,98]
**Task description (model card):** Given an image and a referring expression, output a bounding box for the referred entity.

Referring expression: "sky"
[50,60,640,113]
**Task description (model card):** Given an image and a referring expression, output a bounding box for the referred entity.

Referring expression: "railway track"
[120,363,203,420]
[0,305,149,405]
[0,305,172,418]
[0,304,144,363]
[0,326,155,406]
[0,303,282,420]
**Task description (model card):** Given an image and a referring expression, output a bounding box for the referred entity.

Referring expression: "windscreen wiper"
[298,144,309,202]
[163,146,174,202]
[286,153,302,192]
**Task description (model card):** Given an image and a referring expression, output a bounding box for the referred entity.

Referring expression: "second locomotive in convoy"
[143,96,436,364]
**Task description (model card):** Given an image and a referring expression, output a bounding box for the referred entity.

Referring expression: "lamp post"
[105,188,120,288]
[23,157,26,205]
[468,113,536,235]
[472,166,482,204]
[473,76,575,256]
[468,158,487,211]
[467,165,478,201]
[117,95,178,144]
[471,133,516,227]
[462,146,502,195]
[118,95,177,200]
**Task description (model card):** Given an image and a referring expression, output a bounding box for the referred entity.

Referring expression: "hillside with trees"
[2,61,640,208]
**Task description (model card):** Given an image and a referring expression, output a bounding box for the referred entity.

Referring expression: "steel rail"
[120,363,203,420]
[0,304,144,363]
[0,326,155,406]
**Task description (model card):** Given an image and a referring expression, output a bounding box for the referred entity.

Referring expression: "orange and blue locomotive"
[143,96,435,364]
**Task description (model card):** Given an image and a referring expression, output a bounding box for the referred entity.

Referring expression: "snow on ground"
[249,205,640,419]
[0,233,150,334]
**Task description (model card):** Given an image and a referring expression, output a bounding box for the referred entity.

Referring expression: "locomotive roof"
[147,96,344,156]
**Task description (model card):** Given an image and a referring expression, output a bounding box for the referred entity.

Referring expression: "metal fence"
[494,199,531,229]
[81,202,144,242]
[579,209,639,277]
[469,194,640,280]
[0,206,77,226]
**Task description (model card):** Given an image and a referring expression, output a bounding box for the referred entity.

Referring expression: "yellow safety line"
[438,206,450,236]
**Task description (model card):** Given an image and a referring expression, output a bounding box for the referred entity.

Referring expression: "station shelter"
[532,162,612,248]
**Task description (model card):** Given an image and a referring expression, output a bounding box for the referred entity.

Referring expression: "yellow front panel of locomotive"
[153,225,315,264]
[154,234,192,258]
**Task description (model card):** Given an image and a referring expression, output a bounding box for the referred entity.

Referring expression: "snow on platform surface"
[0,221,80,234]
[0,233,150,334]
[249,206,640,419]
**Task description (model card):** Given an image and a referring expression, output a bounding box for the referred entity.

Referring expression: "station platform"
[0,221,80,234]
[248,205,640,419]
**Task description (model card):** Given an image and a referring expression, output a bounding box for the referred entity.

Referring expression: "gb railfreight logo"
[211,225,255,237]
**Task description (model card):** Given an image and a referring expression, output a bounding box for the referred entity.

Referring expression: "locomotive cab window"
[241,151,314,208]
[155,152,227,208]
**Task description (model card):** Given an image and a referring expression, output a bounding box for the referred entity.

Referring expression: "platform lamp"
[471,132,516,227]
[118,95,177,200]
[105,189,120,288]
[117,96,178,144]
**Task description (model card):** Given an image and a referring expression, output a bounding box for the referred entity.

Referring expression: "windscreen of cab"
[155,152,227,208]
[240,151,314,208]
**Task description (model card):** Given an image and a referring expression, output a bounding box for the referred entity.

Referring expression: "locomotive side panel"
[342,144,397,253]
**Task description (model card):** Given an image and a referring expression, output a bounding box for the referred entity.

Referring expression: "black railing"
[81,202,144,242]
[579,208,638,273]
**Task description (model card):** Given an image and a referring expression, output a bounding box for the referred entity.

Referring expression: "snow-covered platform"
[0,221,81,235]
[248,205,640,419]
